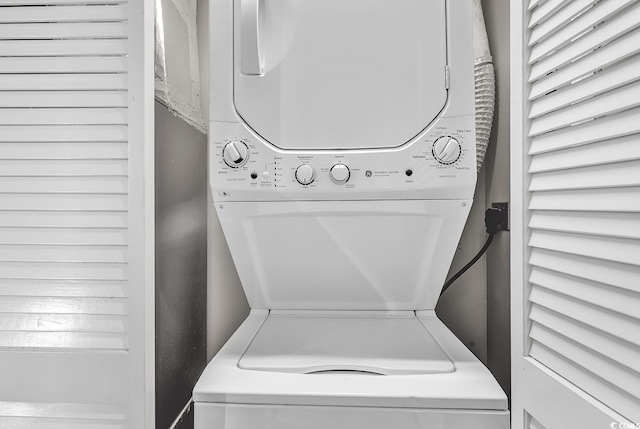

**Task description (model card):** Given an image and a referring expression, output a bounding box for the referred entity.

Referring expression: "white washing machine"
[195,0,509,427]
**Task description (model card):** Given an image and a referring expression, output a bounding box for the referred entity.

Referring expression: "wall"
[155,101,208,429]
[483,0,511,397]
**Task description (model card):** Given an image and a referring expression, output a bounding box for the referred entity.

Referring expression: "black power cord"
[440,203,509,297]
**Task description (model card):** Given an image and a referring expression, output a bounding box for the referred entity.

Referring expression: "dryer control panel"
[210,118,477,201]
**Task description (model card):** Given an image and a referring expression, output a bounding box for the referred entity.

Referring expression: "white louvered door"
[511,1,640,428]
[0,0,154,428]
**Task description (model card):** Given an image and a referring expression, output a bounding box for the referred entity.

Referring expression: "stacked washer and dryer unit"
[194,0,509,427]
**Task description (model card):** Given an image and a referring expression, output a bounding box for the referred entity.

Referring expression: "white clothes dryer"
[195,0,509,427]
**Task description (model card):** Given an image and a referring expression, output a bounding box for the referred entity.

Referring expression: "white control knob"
[432,136,461,164]
[330,164,350,184]
[295,164,316,185]
[222,141,249,168]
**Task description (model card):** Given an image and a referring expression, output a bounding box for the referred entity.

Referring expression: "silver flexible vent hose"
[473,0,495,172]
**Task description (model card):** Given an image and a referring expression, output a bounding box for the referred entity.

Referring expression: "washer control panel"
[210,118,476,200]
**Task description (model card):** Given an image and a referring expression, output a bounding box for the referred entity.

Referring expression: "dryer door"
[233,0,448,150]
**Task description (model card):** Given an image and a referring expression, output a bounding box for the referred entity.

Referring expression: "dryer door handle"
[240,0,264,75]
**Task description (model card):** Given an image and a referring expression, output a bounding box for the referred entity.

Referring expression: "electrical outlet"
[485,202,509,234]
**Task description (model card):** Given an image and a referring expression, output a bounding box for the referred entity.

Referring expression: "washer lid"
[233,0,448,150]
[239,312,454,375]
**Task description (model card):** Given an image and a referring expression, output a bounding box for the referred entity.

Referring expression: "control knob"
[330,164,350,184]
[222,141,249,168]
[295,164,316,185]
[432,136,461,164]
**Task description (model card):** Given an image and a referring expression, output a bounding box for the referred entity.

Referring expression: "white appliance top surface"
[193,310,509,410]
[234,0,448,150]
[239,311,454,375]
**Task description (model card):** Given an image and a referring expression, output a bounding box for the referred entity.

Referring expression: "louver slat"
[0,228,127,245]
[529,230,640,266]
[0,39,127,57]
[0,402,127,421]
[529,340,640,424]
[0,314,127,332]
[0,0,135,424]
[528,81,640,136]
[529,0,635,67]
[0,279,127,297]
[0,177,128,193]
[0,195,128,212]
[0,108,128,125]
[529,53,640,119]
[529,134,640,172]
[529,187,640,212]
[528,159,640,191]
[528,0,594,46]
[530,305,640,373]
[0,332,128,350]
[528,0,565,28]
[0,56,128,73]
[0,91,128,108]
[0,74,127,91]
[529,323,640,398]
[0,125,127,142]
[0,262,128,281]
[0,159,127,176]
[0,5,127,23]
[0,212,128,229]
[0,245,128,263]
[529,107,640,154]
[529,15,640,97]
[530,268,640,317]
[529,2,640,66]
[0,142,128,159]
[0,22,128,40]
[528,0,542,11]
[529,210,640,239]
[1,0,125,3]
[0,297,127,315]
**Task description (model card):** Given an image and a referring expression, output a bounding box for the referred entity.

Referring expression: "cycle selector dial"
[432,136,461,164]
[295,164,316,185]
[222,141,249,168]
[330,164,350,184]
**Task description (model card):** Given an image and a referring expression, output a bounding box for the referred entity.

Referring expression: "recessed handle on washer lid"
[240,0,263,75]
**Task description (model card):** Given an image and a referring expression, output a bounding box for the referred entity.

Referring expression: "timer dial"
[222,141,249,168]
[432,136,461,164]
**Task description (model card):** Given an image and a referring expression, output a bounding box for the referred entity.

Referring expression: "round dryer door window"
[233,0,448,151]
